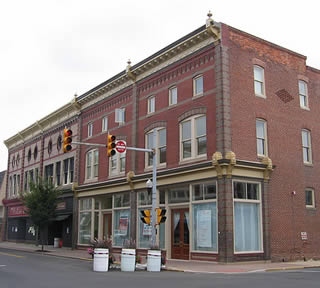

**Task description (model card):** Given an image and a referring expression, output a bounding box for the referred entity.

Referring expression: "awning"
[54,215,70,221]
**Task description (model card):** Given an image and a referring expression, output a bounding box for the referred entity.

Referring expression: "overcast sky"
[1,0,319,171]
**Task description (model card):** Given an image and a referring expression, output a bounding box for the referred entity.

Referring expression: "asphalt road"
[1,248,320,288]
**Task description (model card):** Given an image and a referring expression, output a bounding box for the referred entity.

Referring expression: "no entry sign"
[116,140,126,153]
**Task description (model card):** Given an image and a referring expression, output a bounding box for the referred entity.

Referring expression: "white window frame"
[302,129,312,164]
[254,65,265,98]
[102,116,108,132]
[109,147,126,177]
[169,86,177,106]
[115,108,125,124]
[147,96,155,114]
[191,182,218,253]
[86,149,99,180]
[88,122,93,138]
[233,180,263,254]
[193,75,203,97]
[299,80,309,109]
[63,157,74,185]
[180,115,207,162]
[256,119,268,157]
[305,188,315,208]
[145,128,166,168]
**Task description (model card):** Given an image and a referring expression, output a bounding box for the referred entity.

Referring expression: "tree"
[20,179,61,251]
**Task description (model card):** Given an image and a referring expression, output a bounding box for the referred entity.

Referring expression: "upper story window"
[34,146,38,160]
[180,115,206,161]
[299,80,309,109]
[256,119,267,157]
[110,150,126,176]
[305,188,315,208]
[193,75,203,96]
[147,96,155,114]
[86,149,99,180]
[56,161,61,186]
[302,129,312,164]
[88,122,93,137]
[44,164,54,184]
[254,65,265,97]
[27,149,32,162]
[63,157,74,185]
[115,108,125,124]
[57,135,62,151]
[169,86,177,106]
[145,128,166,168]
[102,116,108,132]
[48,140,53,155]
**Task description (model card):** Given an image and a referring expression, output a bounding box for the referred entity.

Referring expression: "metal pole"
[151,129,157,247]
[72,141,106,148]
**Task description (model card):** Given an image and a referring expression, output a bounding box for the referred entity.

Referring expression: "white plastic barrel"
[147,250,161,272]
[93,248,109,272]
[54,238,60,248]
[121,248,136,272]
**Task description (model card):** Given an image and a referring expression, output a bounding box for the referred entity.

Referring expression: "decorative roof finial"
[207,10,213,19]
[127,59,131,66]
[126,59,136,82]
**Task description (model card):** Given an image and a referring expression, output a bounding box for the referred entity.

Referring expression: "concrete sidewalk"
[1,241,320,274]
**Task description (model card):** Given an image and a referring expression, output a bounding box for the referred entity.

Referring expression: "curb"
[266,265,320,272]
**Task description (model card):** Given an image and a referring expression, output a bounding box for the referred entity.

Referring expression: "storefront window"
[79,212,91,244]
[101,195,112,209]
[233,181,262,253]
[192,202,217,251]
[168,186,189,203]
[114,192,130,208]
[138,208,152,248]
[138,190,152,206]
[113,209,130,246]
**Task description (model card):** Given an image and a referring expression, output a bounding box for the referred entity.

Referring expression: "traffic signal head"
[107,135,116,157]
[156,208,167,225]
[140,209,151,225]
[63,129,73,153]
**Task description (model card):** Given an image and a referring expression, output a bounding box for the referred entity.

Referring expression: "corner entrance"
[171,208,189,260]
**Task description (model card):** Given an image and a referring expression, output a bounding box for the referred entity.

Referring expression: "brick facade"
[4,16,320,262]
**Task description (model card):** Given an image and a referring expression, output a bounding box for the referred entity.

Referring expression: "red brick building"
[5,14,320,262]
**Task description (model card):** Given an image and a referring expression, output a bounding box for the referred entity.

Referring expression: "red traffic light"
[63,129,73,153]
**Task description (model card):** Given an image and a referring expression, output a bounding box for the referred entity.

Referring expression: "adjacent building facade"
[4,14,320,262]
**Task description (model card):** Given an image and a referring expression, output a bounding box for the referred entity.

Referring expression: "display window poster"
[119,215,128,236]
[197,209,212,247]
[142,223,152,236]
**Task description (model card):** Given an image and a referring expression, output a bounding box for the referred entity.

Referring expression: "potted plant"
[121,238,136,272]
[90,238,113,272]
[147,244,162,272]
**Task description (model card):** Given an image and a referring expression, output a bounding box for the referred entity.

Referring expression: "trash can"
[147,250,161,272]
[93,248,109,272]
[54,238,60,248]
[121,249,136,272]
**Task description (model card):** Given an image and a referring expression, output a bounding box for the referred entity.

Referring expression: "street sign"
[116,140,126,153]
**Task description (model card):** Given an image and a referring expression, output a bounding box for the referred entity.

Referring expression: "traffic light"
[63,128,72,153]
[156,208,167,224]
[140,209,151,225]
[107,135,116,157]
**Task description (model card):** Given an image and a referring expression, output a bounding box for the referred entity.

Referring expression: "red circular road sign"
[116,140,126,153]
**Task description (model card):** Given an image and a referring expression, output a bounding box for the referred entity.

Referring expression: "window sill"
[144,163,167,172]
[303,162,313,167]
[255,93,266,99]
[146,112,155,118]
[300,106,310,111]
[168,103,178,109]
[84,177,98,184]
[306,206,316,210]
[192,93,204,99]
[109,172,125,179]
[179,155,207,165]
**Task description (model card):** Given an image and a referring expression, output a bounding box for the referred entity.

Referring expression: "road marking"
[0,265,6,267]
[0,252,25,258]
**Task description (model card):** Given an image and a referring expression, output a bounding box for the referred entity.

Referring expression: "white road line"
[0,265,6,267]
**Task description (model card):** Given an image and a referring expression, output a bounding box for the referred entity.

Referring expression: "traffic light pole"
[72,132,158,247]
